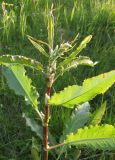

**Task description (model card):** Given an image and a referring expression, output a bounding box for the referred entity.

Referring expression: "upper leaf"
[27,35,49,58]
[0,55,43,71]
[58,42,72,56]
[64,124,115,151]
[58,56,97,73]
[3,65,39,108]
[48,8,54,49]
[49,70,115,108]
[58,35,92,68]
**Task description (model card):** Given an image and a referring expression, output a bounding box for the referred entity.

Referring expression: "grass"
[0,0,115,159]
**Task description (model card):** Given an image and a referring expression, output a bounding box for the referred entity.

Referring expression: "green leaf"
[23,113,43,140]
[58,102,90,156]
[49,70,115,108]
[58,35,92,67]
[23,113,57,146]
[61,102,90,139]
[27,35,49,58]
[0,55,43,71]
[64,124,115,151]
[90,101,106,125]
[3,65,39,108]
[48,8,54,49]
[59,56,97,73]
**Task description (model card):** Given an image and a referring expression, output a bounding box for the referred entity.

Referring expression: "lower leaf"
[23,113,57,146]
[57,102,90,158]
[64,124,115,151]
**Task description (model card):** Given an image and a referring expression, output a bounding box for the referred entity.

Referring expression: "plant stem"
[43,77,51,160]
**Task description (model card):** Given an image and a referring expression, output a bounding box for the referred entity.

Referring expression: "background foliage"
[0,0,115,159]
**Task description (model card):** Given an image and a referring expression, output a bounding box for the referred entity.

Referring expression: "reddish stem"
[47,87,51,96]
[43,80,51,160]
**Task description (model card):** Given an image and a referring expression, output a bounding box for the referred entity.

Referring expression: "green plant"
[0,7,115,160]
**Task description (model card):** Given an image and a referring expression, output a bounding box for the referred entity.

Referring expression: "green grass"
[0,0,115,159]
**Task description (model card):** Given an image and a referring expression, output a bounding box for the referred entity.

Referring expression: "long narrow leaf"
[27,35,49,58]
[0,55,43,71]
[58,35,92,67]
[49,70,115,108]
[59,56,97,73]
[64,124,115,151]
[48,8,54,49]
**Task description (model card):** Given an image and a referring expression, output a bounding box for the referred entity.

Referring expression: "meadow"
[0,0,115,159]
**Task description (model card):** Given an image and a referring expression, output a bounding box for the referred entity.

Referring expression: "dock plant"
[0,7,115,160]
